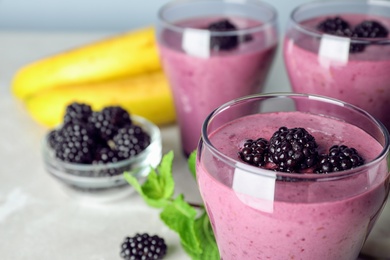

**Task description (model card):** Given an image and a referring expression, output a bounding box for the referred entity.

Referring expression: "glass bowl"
[42,115,162,202]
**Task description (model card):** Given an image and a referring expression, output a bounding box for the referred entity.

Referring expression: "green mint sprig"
[124,151,220,260]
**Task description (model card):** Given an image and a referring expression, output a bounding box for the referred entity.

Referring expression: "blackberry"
[352,20,388,38]
[317,17,353,37]
[53,122,98,164]
[317,17,389,53]
[48,129,62,151]
[316,17,365,53]
[63,102,92,124]
[315,145,365,173]
[93,146,123,164]
[208,19,238,51]
[113,125,151,159]
[89,106,132,141]
[238,138,270,167]
[269,127,319,173]
[92,146,124,176]
[120,233,167,260]
[349,41,367,53]
[349,20,389,53]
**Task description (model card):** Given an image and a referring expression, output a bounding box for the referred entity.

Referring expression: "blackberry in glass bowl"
[42,103,162,202]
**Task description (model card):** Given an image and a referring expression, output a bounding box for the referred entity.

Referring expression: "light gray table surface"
[0,30,388,260]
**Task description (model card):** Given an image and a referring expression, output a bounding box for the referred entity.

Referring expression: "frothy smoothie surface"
[197,111,389,260]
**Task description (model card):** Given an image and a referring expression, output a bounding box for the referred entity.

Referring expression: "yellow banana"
[12,26,161,100]
[24,71,175,127]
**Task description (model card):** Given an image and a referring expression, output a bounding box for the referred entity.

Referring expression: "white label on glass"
[182,28,210,58]
[232,164,276,213]
[318,34,350,64]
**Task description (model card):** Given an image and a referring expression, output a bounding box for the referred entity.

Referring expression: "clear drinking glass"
[156,0,278,156]
[283,0,390,130]
[196,93,390,260]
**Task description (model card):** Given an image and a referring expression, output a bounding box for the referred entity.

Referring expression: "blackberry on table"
[238,138,269,167]
[113,125,151,159]
[63,102,92,124]
[315,145,365,173]
[120,233,167,260]
[208,19,239,51]
[52,122,99,164]
[89,106,132,141]
[269,127,319,173]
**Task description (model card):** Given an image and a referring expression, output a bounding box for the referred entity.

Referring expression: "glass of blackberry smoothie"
[196,93,390,260]
[283,0,390,130]
[156,0,278,156]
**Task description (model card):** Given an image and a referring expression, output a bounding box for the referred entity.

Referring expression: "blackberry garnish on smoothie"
[315,145,365,173]
[316,16,353,37]
[208,19,254,51]
[238,138,270,167]
[269,127,319,173]
[238,126,365,174]
[316,17,389,53]
[208,19,239,51]
[352,20,389,38]
[350,20,389,52]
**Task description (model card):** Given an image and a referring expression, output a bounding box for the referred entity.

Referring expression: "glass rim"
[200,92,390,181]
[157,0,278,36]
[289,0,390,44]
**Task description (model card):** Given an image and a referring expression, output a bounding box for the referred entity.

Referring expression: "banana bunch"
[12,26,175,127]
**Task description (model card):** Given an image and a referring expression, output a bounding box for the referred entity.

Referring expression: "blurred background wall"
[0,0,312,32]
[0,0,315,93]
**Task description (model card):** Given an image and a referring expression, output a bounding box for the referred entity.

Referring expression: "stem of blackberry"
[187,201,204,209]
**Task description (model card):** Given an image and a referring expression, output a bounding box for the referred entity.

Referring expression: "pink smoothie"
[197,111,389,260]
[158,17,277,156]
[284,14,390,130]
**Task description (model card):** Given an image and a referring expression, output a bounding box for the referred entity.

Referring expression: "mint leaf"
[160,194,202,257]
[188,150,197,180]
[194,212,220,260]
[124,151,174,208]
[160,195,220,260]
